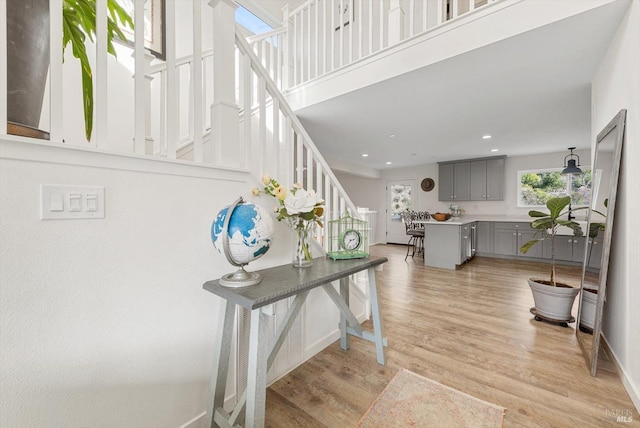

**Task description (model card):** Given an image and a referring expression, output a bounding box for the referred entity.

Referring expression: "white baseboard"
[601,334,640,413]
[303,311,368,360]
[179,411,207,428]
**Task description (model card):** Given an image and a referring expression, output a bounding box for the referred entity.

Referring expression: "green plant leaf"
[520,238,543,254]
[62,0,133,141]
[555,220,584,236]
[531,218,553,230]
[301,211,315,221]
[546,196,571,219]
[528,210,548,218]
[589,222,605,238]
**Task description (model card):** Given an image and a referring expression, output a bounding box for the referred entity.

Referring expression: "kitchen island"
[415,218,476,269]
[415,216,533,270]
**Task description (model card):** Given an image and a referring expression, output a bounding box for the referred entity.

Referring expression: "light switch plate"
[41,185,105,220]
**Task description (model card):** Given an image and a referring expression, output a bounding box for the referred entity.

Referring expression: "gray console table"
[203,256,388,428]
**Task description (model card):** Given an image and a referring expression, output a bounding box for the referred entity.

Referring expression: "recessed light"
[389,134,395,138]
[490,148,499,152]
[362,153,369,157]
[482,135,492,140]
[386,161,392,165]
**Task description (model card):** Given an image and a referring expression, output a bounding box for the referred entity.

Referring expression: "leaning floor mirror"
[576,109,626,376]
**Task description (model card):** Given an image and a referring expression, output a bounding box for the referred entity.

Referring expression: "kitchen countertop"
[415,215,532,226]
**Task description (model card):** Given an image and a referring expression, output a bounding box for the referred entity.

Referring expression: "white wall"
[334,171,384,243]
[0,139,291,427]
[591,0,640,410]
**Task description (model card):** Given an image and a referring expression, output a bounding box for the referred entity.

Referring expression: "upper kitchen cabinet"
[470,157,505,201]
[438,161,470,201]
[439,156,505,201]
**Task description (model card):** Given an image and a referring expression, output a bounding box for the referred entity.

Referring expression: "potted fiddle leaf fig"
[520,196,585,323]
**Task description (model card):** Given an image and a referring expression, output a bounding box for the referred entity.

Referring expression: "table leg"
[368,267,386,365]
[207,300,236,428]
[339,277,350,351]
[245,307,270,427]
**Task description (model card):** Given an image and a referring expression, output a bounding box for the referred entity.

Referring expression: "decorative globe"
[211,201,275,266]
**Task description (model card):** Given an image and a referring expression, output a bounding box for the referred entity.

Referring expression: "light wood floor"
[263,244,639,427]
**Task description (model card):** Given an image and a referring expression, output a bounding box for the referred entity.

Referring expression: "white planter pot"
[579,289,598,330]
[528,278,579,322]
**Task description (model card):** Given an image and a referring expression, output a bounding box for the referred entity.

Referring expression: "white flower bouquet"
[253,174,324,267]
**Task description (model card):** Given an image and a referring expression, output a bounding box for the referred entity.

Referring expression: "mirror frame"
[576,109,626,376]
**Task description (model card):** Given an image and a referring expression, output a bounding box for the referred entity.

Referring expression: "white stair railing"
[2,0,499,168]
[236,29,361,250]
[1,0,218,165]
[247,0,498,91]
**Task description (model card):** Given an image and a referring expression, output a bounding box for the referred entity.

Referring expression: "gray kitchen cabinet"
[543,236,587,263]
[476,221,494,254]
[439,162,470,201]
[586,236,603,269]
[572,237,587,262]
[439,156,505,201]
[423,222,476,270]
[438,163,454,202]
[485,158,505,201]
[469,158,504,201]
[544,236,574,261]
[493,222,541,258]
[469,161,486,201]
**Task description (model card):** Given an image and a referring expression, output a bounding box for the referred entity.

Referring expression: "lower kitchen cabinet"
[476,221,494,254]
[493,222,541,259]
[586,236,603,269]
[544,236,586,263]
[442,220,600,267]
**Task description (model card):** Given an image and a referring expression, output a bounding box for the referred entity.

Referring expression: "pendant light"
[561,147,583,174]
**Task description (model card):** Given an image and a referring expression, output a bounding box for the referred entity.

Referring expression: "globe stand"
[219,196,263,288]
[219,266,262,288]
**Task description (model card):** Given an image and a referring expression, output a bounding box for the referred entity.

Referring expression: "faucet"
[567,203,575,221]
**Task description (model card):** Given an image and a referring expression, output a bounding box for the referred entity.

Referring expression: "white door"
[386,180,416,244]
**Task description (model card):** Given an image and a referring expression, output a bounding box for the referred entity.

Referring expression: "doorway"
[386,179,416,244]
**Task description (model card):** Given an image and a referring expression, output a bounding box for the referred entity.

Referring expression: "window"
[235,5,273,36]
[517,168,593,207]
[389,184,412,221]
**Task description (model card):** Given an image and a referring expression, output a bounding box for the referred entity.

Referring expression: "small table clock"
[328,211,369,260]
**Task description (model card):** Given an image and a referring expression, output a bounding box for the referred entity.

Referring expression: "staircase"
[0,0,361,249]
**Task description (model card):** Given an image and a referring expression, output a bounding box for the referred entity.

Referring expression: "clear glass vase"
[292,219,315,268]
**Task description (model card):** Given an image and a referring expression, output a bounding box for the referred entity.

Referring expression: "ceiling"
[294,1,630,172]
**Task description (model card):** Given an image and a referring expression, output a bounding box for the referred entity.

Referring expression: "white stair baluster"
[49,0,63,142]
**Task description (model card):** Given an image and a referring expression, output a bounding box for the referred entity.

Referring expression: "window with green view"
[518,168,593,207]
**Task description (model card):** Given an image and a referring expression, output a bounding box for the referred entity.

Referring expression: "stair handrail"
[235,27,361,222]
[245,27,286,44]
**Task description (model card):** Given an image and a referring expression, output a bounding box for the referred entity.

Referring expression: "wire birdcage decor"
[327,211,369,260]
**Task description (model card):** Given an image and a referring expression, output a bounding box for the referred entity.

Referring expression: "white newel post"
[388,0,405,46]
[209,0,240,167]
[49,0,63,142]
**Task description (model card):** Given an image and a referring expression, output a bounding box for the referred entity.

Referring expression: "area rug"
[357,369,505,427]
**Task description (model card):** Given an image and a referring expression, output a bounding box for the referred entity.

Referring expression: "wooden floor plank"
[264,245,639,427]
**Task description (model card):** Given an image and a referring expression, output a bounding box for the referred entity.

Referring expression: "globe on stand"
[211,197,275,287]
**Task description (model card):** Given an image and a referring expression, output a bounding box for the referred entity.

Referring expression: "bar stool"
[403,211,425,260]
